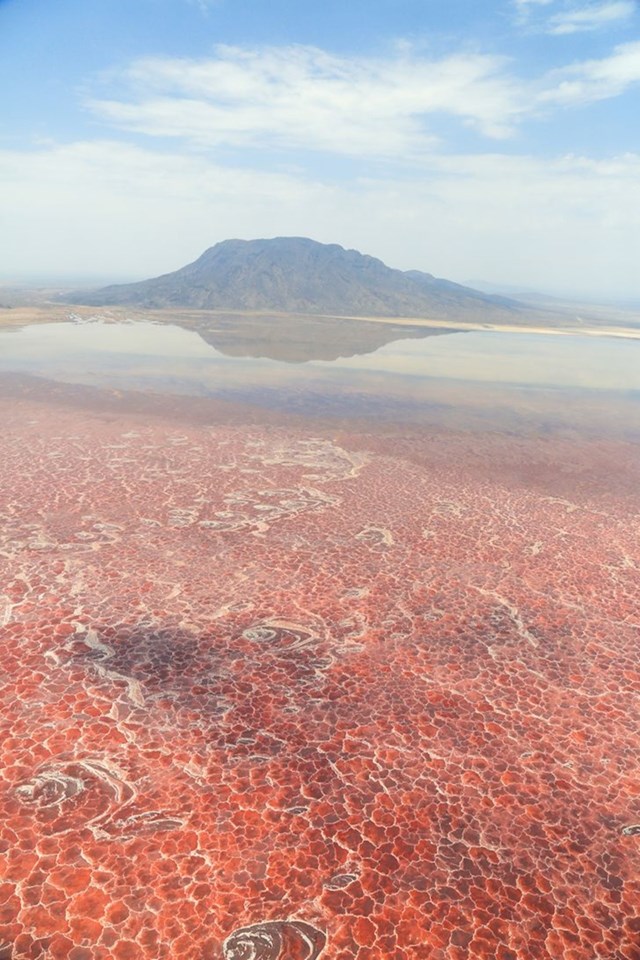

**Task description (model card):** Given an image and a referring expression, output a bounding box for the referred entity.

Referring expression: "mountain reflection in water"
[195,312,457,362]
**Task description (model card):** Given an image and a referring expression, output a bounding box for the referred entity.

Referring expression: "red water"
[1,382,639,959]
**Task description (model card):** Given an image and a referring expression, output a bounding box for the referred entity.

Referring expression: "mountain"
[62,237,524,320]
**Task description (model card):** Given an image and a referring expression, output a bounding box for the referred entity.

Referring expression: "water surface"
[1,319,639,436]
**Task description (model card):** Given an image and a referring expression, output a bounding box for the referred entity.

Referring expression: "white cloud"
[540,39,640,103]
[87,45,525,157]
[548,1,636,34]
[2,139,639,298]
[83,41,640,161]
[513,0,636,32]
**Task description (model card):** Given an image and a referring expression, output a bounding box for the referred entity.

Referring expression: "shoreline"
[1,302,640,340]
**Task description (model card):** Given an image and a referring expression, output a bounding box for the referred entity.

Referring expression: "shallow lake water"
[1,317,639,960]
[1,319,639,436]
[1,318,640,388]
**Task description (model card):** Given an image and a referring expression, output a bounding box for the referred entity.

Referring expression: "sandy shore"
[328,311,640,340]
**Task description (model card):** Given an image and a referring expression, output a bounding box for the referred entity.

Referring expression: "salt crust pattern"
[1,394,640,959]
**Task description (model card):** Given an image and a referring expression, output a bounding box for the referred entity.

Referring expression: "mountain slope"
[64,237,524,320]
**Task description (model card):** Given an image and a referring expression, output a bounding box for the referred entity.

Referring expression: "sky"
[1,0,639,299]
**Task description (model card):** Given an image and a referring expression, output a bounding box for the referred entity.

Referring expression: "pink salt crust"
[1,391,639,960]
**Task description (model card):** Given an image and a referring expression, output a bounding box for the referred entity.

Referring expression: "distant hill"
[62,237,525,320]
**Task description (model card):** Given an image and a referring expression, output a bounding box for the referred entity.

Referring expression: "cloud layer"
[87,40,640,162]
[89,46,525,156]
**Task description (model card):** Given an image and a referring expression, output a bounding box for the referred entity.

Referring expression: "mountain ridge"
[61,237,525,321]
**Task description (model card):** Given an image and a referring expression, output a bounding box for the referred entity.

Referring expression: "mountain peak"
[62,237,523,320]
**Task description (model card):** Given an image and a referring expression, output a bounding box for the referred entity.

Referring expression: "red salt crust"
[0,394,639,959]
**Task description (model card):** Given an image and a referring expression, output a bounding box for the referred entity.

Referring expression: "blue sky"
[2,0,639,298]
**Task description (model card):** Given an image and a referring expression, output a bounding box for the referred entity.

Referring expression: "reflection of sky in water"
[0,320,639,393]
[0,320,213,359]
[327,331,640,390]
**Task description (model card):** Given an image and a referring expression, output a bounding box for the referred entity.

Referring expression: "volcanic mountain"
[65,237,523,320]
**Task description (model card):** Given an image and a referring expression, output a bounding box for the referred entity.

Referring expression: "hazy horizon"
[2,243,640,309]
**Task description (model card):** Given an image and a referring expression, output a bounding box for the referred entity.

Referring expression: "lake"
[1,318,639,435]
